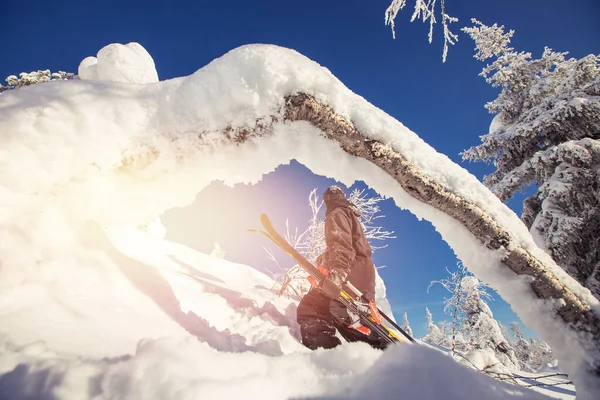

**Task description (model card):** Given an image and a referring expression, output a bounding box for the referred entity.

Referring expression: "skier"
[296,185,389,350]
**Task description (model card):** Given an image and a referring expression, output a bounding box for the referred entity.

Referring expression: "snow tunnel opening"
[159,157,535,342]
[137,108,596,388]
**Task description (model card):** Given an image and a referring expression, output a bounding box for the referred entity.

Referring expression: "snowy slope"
[0,227,560,400]
[0,41,596,398]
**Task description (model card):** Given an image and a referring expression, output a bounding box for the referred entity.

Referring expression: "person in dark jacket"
[296,185,388,350]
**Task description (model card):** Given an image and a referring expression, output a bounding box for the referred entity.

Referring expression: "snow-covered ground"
[0,226,571,400]
[0,42,596,398]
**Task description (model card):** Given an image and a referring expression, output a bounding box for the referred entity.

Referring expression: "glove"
[320,268,347,300]
[307,265,329,288]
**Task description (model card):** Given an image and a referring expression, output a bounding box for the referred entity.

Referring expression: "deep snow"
[0,226,564,400]
[0,41,596,398]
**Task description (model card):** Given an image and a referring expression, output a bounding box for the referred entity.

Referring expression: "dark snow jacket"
[321,200,376,301]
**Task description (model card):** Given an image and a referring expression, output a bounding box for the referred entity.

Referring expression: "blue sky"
[2,0,598,338]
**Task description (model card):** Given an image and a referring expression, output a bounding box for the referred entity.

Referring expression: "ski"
[251,213,415,344]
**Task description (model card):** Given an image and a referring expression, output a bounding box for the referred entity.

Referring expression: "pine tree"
[460,276,519,369]
[431,263,518,368]
[402,312,414,338]
[462,19,600,299]
[528,338,555,371]
[423,307,445,345]
[510,322,531,371]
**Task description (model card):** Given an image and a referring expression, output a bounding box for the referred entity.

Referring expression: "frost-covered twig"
[384,0,408,39]
[265,187,394,297]
[440,0,458,62]
[385,0,458,62]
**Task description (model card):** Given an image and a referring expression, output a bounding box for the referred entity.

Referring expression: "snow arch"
[0,43,598,398]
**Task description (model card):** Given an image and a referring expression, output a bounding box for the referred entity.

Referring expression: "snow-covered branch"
[385,0,458,62]
[0,70,75,93]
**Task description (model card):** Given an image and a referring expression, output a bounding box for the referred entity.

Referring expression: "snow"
[0,41,597,398]
[0,334,556,400]
[0,227,561,400]
[489,112,506,134]
[79,42,158,84]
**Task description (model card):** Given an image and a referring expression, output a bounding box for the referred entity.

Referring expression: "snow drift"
[0,227,557,400]
[0,41,598,398]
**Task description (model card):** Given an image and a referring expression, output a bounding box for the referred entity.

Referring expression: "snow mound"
[0,336,552,400]
[0,225,558,400]
[78,42,158,84]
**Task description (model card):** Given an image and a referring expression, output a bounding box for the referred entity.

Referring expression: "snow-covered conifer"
[510,322,531,371]
[431,263,518,368]
[462,19,600,299]
[422,307,444,345]
[528,338,555,372]
[460,276,518,369]
[402,312,414,338]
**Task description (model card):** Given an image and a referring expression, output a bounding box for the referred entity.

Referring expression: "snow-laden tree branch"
[385,0,458,62]
[0,70,75,93]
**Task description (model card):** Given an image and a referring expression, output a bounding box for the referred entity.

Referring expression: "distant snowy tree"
[402,312,414,338]
[460,275,519,370]
[528,338,555,371]
[385,0,458,62]
[0,70,75,93]
[210,242,226,259]
[431,262,518,369]
[429,262,468,353]
[509,322,556,372]
[425,307,435,330]
[422,307,445,344]
[462,19,600,300]
[270,188,394,299]
[510,322,531,371]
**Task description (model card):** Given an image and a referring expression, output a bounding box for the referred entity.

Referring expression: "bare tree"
[269,188,395,299]
[429,262,468,353]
